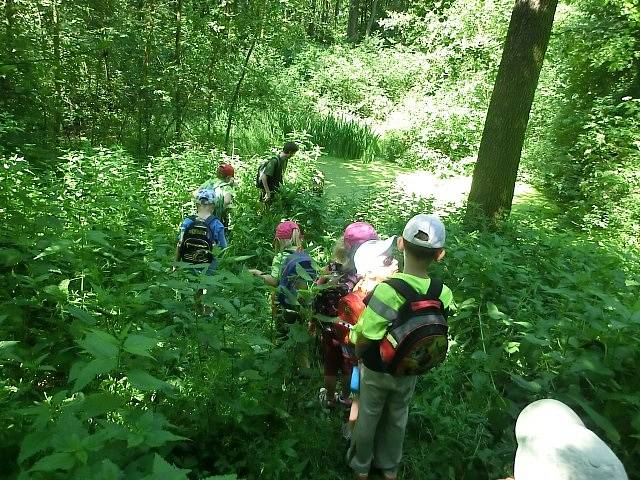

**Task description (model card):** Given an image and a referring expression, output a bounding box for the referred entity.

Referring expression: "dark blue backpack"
[277,251,317,308]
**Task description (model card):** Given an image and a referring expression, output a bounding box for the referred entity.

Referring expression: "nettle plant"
[1,148,322,479]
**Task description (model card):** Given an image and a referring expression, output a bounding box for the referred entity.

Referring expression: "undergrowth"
[1,147,639,479]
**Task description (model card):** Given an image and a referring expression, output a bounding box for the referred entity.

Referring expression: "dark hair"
[283,141,299,154]
[403,237,440,261]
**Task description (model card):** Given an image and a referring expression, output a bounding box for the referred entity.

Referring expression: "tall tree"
[466,0,558,223]
[347,0,359,40]
[51,0,62,137]
[174,0,183,140]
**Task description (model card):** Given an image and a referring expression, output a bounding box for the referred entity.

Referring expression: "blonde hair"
[275,227,302,251]
[333,237,358,271]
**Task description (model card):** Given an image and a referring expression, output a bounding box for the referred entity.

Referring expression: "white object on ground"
[513,399,628,480]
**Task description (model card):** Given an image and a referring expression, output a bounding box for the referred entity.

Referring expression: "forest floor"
[317,155,557,219]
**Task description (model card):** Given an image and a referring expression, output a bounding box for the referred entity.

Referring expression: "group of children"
[248,215,453,480]
[175,146,453,479]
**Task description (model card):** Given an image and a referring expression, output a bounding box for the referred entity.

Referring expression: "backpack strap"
[383,278,421,303]
[202,214,219,226]
[383,277,444,329]
[425,278,443,300]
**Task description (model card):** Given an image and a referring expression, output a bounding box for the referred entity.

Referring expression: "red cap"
[218,163,234,178]
[343,222,378,249]
[275,220,301,240]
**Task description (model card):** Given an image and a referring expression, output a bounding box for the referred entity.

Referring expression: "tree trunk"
[4,0,16,58]
[347,0,359,40]
[51,0,62,138]
[174,0,183,140]
[466,0,558,225]
[365,0,378,36]
[224,37,257,151]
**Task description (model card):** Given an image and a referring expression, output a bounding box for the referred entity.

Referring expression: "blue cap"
[194,188,217,205]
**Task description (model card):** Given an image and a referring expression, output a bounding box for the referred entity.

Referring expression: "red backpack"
[374,278,449,376]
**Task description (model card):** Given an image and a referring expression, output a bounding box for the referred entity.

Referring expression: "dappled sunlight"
[319,156,538,216]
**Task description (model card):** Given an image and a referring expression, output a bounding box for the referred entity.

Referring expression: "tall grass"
[189,107,380,160]
[284,111,380,159]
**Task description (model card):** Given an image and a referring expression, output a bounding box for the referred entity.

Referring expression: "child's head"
[194,188,217,215]
[275,220,303,250]
[344,222,378,250]
[217,163,234,181]
[353,236,398,275]
[334,222,379,269]
[282,141,299,158]
[399,214,446,264]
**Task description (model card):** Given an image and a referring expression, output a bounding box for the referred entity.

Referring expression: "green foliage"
[327,185,640,478]
[0,145,329,479]
[284,111,380,160]
[524,0,640,243]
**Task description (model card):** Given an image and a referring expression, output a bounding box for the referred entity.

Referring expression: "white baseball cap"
[514,399,628,480]
[354,237,396,275]
[402,214,446,249]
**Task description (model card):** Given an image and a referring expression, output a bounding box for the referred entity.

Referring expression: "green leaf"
[145,429,188,448]
[509,373,541,392]
[0,340,19,351]
[30,452,75,472]
[486,302,505,320]
[127,369,172,391]
[203,475,238,480]
[81,393,125,419]
[239,369,262,381]
[18,431,49,464]
[0,64,18,75]
[570,395,621,444]
[79,331,119,359]
[504,341,520,353]
[225,255,254,262]
[143,454,190,480]
[86,230,111,247]
[123,334,157,359]
[294,263,314,282]
[96,459,122,480]
[520,334,549,346]
[72,357,117,391]
[471,350,488,361]
[67,306,97,325]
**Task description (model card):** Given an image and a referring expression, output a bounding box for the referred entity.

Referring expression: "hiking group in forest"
[174,143,628,480]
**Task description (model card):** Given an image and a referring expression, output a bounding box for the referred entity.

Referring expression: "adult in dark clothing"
[259,141,299,202]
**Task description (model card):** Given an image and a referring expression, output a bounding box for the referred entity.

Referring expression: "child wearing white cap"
[499,398,628,480]
[347,214,453,480]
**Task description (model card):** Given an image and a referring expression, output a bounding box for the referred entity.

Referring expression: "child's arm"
[175,221,187,261]
[216,223,228,249]
[248,269,278,286]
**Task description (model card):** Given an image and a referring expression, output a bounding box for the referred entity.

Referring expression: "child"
[314,222,380,409]
[249,220,316,335]
[347,214,453,480]
[176,187,227,275]
[501,399,628,480]
[257,142,299,203]
[249,220,303,288]
[200,162,235,227]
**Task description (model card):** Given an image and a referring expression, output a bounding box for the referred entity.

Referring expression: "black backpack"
[255,156,283,191]
[178,215,218,264]
[375,278,449,376]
